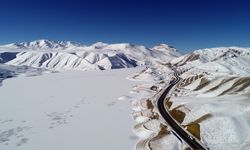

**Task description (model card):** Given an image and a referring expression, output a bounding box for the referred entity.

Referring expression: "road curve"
[157,68,207,150]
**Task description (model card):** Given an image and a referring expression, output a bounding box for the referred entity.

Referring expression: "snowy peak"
[1,39,84,50]
[90,42,109,49]
[152,44,177,52]
[89,43,141,50]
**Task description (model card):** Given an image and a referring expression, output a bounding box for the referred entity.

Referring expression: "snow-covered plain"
[0,68,142,150]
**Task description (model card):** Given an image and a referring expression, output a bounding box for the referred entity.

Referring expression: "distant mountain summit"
[152,44,176,51]
[1,39,84,50]
[90,42,109,49]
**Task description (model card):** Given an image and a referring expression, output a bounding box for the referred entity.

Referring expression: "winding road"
[157,68,207,150]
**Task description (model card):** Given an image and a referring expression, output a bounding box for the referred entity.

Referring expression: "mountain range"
[0,39,181,71]
[0,39,250,74]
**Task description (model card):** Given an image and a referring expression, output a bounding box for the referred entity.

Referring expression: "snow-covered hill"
[0,40,181,71]
[171,47,250,75]
[131,46,250,150]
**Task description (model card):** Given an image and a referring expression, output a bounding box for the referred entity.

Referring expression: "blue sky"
[0,0,249,52]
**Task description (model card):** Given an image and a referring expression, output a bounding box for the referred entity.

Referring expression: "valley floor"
[0,68,141,150]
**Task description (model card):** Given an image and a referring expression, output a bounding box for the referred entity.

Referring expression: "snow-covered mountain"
[171,47,250,75]
[0,39,84,50]
[0,40,181,71]
[1,40,250,74]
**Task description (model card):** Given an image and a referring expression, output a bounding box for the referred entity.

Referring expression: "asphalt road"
[157,69,207,150]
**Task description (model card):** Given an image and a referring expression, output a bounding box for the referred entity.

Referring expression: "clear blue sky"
[0,0,249,52]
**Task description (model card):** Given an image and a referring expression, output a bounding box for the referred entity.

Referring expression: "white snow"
[1,40,250,150]
[171,95,250,150]
[0,67,142,150]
